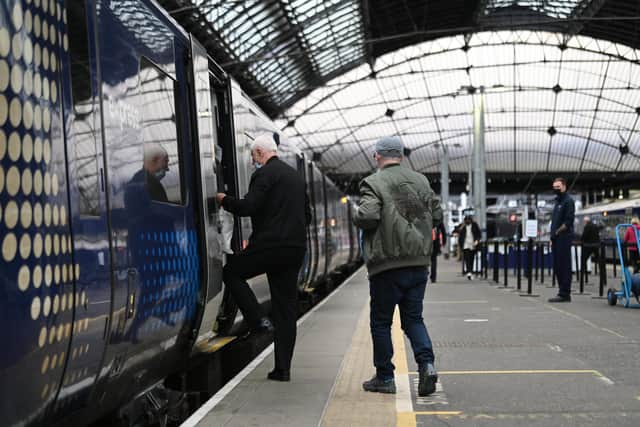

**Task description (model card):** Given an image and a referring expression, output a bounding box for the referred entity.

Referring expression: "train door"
[89,1,202,410]
[188,37,229,342]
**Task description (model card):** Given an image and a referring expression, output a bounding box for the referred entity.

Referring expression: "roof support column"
[440,147,450,254]
[472,88,487,241]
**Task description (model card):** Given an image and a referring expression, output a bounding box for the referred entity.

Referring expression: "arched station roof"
[162,0,639,118]
[160,1,640,190]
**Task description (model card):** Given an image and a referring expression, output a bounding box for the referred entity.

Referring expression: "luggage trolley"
[607,224,640,308]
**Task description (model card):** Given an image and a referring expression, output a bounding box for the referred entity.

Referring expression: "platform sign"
[525,220,538,238]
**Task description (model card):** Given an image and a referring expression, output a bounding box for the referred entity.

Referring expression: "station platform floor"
[182,259,640,427]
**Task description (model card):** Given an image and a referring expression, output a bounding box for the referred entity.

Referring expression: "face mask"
[154,168,167,180]
[553,189,562,196]
[254,162,263,169]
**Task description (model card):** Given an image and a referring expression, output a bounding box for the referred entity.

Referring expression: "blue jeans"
[369,266,435,381]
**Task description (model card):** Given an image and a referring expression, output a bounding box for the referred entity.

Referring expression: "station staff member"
[549,177,575,302]
[216,134,310,382]
[354,136,442,397]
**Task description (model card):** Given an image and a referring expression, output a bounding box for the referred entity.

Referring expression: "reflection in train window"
[69,1,100,216]
[138,57,183,204]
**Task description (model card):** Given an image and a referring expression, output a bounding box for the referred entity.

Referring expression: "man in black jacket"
[216,134,310,382]
[549,177,575,303]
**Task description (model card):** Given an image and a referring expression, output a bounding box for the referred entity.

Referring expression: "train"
[576,198,640,240]
[0,1,361,426]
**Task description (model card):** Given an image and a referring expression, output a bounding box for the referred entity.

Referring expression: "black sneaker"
[548,296,571,303]
[362,375,396,394]
[418,363,438,396]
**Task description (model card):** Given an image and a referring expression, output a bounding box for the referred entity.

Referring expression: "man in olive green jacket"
[355,136,442,397]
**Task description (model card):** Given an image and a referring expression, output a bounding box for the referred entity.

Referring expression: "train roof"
[577,199,640,215]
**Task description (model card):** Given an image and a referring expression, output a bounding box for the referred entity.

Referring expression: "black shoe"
[255,317,275,333]
[418,363,438,396]
[267,369,290,382]
[548,296,571,303]
[362,375,396,394]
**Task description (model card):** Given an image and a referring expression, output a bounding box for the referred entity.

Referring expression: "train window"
[138,57,183,205]
[68,1,100,216]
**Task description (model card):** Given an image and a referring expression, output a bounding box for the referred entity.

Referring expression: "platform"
[182,260,640,427]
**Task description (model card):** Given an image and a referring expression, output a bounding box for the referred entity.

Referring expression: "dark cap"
[375,136,404,158]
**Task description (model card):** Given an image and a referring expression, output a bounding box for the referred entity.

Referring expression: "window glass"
[68,1,99,215]
[138,58,183,204]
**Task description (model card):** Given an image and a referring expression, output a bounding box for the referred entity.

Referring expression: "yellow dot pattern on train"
[0,0,89,407]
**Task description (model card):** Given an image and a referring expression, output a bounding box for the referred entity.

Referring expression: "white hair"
[143,143,168,161]
[251,134,278,153]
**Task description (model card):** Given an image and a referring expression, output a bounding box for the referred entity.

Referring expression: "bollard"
[593,241,607,299]
[493,241,499,283]
[521,238,539,297]
[516,240,522,291]
[540,242,545,285]
[575,242,590,295]
[503,241,510,288]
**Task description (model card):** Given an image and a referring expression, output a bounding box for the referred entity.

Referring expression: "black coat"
[458,222,481,249]
[222,156,311,251]
[581,222,600,244]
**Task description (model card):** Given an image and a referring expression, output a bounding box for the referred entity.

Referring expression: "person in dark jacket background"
[216,134,311,382]
[549,177,575,302]
[430,222,447,283]
[580,216,600,274]
[458,216,481,280]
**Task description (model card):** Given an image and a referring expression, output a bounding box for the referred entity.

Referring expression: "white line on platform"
[463,319,489,322]
[180,267,364,427]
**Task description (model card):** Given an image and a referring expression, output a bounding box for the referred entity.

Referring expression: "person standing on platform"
[217,134,311,382]
[459,216,481,280]
[549,177,575,303]
[430,222,447,283]
[580,216,600,274]
[354,136,443,397]
[623,217,640,273]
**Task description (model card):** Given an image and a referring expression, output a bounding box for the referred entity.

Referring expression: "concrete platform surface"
[182,259,640,427]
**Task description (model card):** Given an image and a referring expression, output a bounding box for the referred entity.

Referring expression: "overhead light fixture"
[552,84,562,94]
[636,107,640,115]
[385,108,395,118]
[547,126,557,136]
[403,147,412,157]
[286,119,296,128]
[312,152,322,162]
[619,144,629,155]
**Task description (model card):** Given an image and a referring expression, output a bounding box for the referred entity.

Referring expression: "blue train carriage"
[0,0,359,425]
[0,0,219,424]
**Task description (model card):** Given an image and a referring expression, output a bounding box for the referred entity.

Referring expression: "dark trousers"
[581,244,599,274]
[223,247,304,371]
[553,235,572,298]
[463,249,476,274]
[628,250,639,273]
[430,252,438,282]
[369,267,435,381]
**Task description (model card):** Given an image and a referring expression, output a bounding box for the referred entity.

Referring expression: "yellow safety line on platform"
[408,369,602,375]
[392,309,409,374]
[392,309,415,427]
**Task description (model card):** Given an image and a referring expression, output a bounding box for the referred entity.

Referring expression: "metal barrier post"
[575,242,590,295]
[503,241,509,288]
[534,242,539,281]
[521,238,539,297]
[516,240,522,291]
[613,244,617,278]
[483,243,488,279]
[493,241,499,283]
[540,242,545,285]
[593,241,606,299]
[573,244,580,283]
[551,241,556,288]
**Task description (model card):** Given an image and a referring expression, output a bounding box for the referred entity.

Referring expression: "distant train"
[0,1,360,426]
[576,198,640,240]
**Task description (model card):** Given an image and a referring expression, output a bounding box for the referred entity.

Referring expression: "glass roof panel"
[481,1,585,19]
[280,30,640,175]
